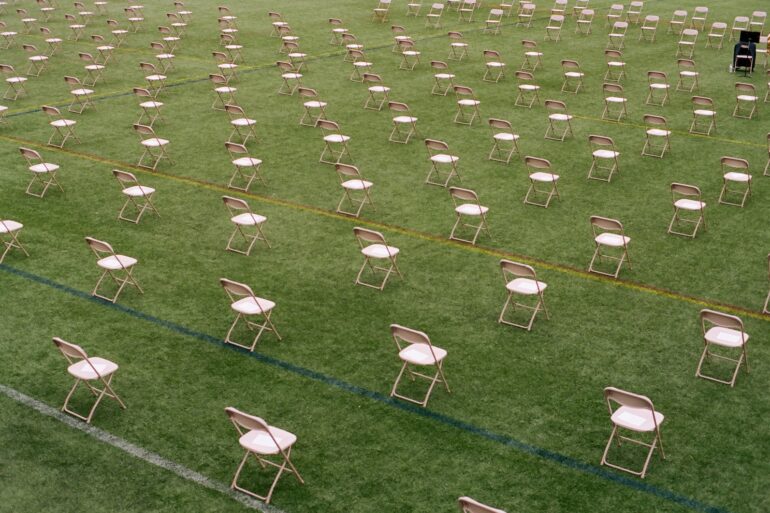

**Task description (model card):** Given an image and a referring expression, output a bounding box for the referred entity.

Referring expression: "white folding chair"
[488,118,520,163]
[64,75,95,114]
[523,156,560,207]
[514,71,540,108]
[225,104,258,145]
[107,18,128,47]
[431,60,455,96]
[697,310,749,387]
[226,142,264,191]
[389,324,449,407]
[575,8,594,35]
[606,3,623,26]
[730,16,749,42]
[448,31,468,60]
[363,73,391,110]
[298,87,327,127]
[23,44,48,77]
[448,186,490,245]
[113,169,159,224]
[134,124,172,170]
[42,105,79,148]
[336,164,373,217]
[560,60,584,94]
[213,51,238,83]
[454,85,481,125]
[85,236,143,302]
[641,114,671,158]
[458,0,477,22]
[425,138,461,187]
[587,135,620,182]
[499,259,549,330]
[276,61,302,95]
[347,49,372,82]
[91,34,116,65]
[40,26,63,56]
[485,8,503,34]
[588,216,630,278]
[517,2,535,28]
[718,156,751,207]
[604,50,625,83]
[544,100,573,140]
[520,40,542,71]
[220,278,281,350]
[690,96,716,135]
[667,182,705,238]
[425,3,444,28]
[545,14,564,41]
[677,28,698,59]
[482,50,506,83]
[328,18,347,45]
[626,1,644,24]
[607,21,628,50]
[675,59,699,92]
[372,0,392,23]
[2,64,28,101]
[222,195,269,256]
[705,22,726,49]
[19,146,62,198]
[638,15,658,42]
[388,101,418,143]
[133,87,163,127]
[398,39,421,70]
[353,227,402,290]
[733,83,758,119]
[210,73,238,111]
[79,52,105,86]
[0,218,29,263]
[65,13,85,40]
[317,119,352,165]
[602,83,627,122]
[150,41,175,73]
[645,71,670,106]
[691,5,708,30]
[140,62,166,98]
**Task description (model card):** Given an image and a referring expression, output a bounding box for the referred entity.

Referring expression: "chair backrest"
[52,336,88,360]
[500,259,537,280]
[643,114,667,128]
[212,51,230,63]
[220,277,255,299]
[590,215,623,234]
[64,75,82,87]
[391,24,406,36]
[605,49,623,61]
[19,147,42,161]
[579,8,594,20]
[483,49,501,61]
[353,226,386,245]
[524,156,552,171]
[390,323,431,348]
[133,87,153,99]
[700,308,744,333]
[488,118,512,131]
[150,41,165,52]
[41,105,60,117]
[22,43,38,53]
[489,9,503,18]
[341,33,358,44]
[589,134,614,148]
[139,61,157,72]
[458,496,508,513]
[604,387,656,415]
[735,82,755,94]
[448,31,464,42]
[85,236,115,256]
[561,59,580,71]
[671,182,700,202]
[315,119,340,132]
[363,72,382,85]
[431,60,450,71]
[225,141,248,155]
[388,101,410,114]
[224,104,245,117]
[680,28,698,40]
[224,406,271,435]
[222,195,250,213]
[79,52,94,63]
[453,85,475,97]
[611,21,628,33]
[692,95,713,109]
[297,86,318,99]
[693,6,708,18]
[643,14,659,26]
[677,58,696,71]
[268,11,284,22]
[91,34,107,43]
[335,163,362,181]
[521,39,537,50]
[733,16,749,28]
[209,73,228,86]
[133,123,155,137]
[113,169,138,186]
[425,138,449,153]
[398,39,415,51]
[515,70,535,81]
[545,99,568,113]
[647,70,668,83]
[347,49,366,62]
[710,21,726,33]
[549,14,564,26]
[720,156,749,172]
[449,186,479,203]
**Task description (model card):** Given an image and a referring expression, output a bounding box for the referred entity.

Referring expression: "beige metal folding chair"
[485,9,504,34]
[134,123,172,170]
[210,73,238,111]
[448,31,468,60]
[140,62,166,98]
[675,59,699,92]
[353,227,402,290]
[2,64,28,100]
[425,138,461,187]
[389,324,449,407]
[406,1,421,17]
[607,21,628,50]
[488,118,520,163]
[363,73,390,110]
[588,215,631,278]
[64,75,95,113]
[482,50,506,82]
[399,39,421,70]
[498,259,549,330]
[606,3,623,26]
[65,13,85,40]
[213,51,238,83]
[0,218,29,263]
[113,169,159,224]
[336,164,373,217]
[458,497,507,513]
[218,6,238,30]
[520,40,542,71]
[425,3,445,28]
[224,104,257,145]
[604,50,625,83]
[317,119,352,165]
[730,16,749,42]
[697,309,749,387]
[19,146,62,198]
[391,25,412,53]
[523,156,560,207]
[641,114,671,158]
[431,60,455,96]
[691,6,708,30]
[52,337,126,424]
[626,2,644,24]
[159,26,181,54]
[458,0,477,22]
[268,11,288,37]
[599,83,627,123]
[690,96,716,135]
[40,26,63,56]
[718,156,751,207]
[220,278,281,350]
[572,0,590,18]
[347,49,372,82]
[133,87,163,127]
[751,10,767,32]
[91,35,116,66]
[388,101,418,144]
[150,41,174,73]
[668,183,705,237]
[646,71,670,106]
[587,135,620,182]
[107,18,128,47]
[328,18,347,45]
[514,71,540,108]
[85,236,143,302]
[575,8,594,35]
[226,142,264,191]
[705,22,726,49]
[276,61,302,95]
[224,407,303,504]
[544,100,573,141]
[601,387,664,478]
[551,0,568,17]
[23,44,48,77]
[545,14,564,41]
[221,33,244,64]
[372,0,392,22]
[638,14,658,42]
[453,85,481,125]
[298,87,327,127]
[342,33,364,58]
[0,22,17,50]
[448,187,490,245]
[222,195,269,256]
[677,28,698,59]
[79,52,105,86]
[125,7,144,32]
[560,60,584,94]
[733,83,758,119]
[42,105,79,148]
[517,3,535,28]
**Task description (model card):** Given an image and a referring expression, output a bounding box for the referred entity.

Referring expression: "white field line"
[0,384,286,513]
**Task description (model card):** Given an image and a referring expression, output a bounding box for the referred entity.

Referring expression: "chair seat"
[332,28,347,33]
[361,241,399,259]
[71,88,93,95]
[593,150,619,159]
[29,163,59,173]
[494,132,519,141]
[606,96,627,103]
[342,179,373,190]
[231,117,256,126]
[647,128,670,137]
[0,106,7,113]
[549,114,572,121]
[434,73,455,79]
[451,42,468,48]
[225,44,243,50]
[97,254,137,270]
[68,357,118,380]
[156,53,174,59]
[393,116,417,123]
[595,233,629,247]
[233,157,262,167]
[674,198,705,211]
[506,277,547,295]
[50,119,76,127]
[693,109,715,116]
[304,101,327,108]
[123,185,155,197]
[287,52,306,59]
[231,212,267,225]
[611,405,664,432]
[281,73,302,79]
[112,30,129,35]
[519,84,539,91]
[324,134,350,143]
[29,55,48,62]
[96,45,114,51]
[399,342,447,365]
[458,99,480,106]
[85,64,104,71]
[215,86,237,93]
[530,172,559,183]
[368,85,390,93]
[403,51,421,56]
[607,61,624,67]
[231,296,275,315]
[650,83,669,89]
[486,62,505,68]
[724,172,751,182]
[680,71,698,77]
[139,101,163,108]
[737,95,758,101]
[352,62,372,68]
[7,77,27,84]
[46,38,63,43]
[141,138,169,147]
[455,203,489,216]
[239,427,296,455]
[564,72,583,78]
[145,74,166,81]
[704,326,749,348]
[0,220,22,233]
[431,154,459,164]
[525,51,543,57]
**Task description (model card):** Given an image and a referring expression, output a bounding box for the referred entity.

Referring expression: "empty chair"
[65,13,85,40]
[372,0,392,22]
[750,10,767,32]
[389,324,449,407]
[363,73,391,110]
[551,0,568,16]
[453,85,481,125]
[718,156,751,207]
[675,59,699,92]
[641,114,671,158]
[607,21,628,50]
[328,18,347,45]
[626,1,644,24]
[425,3,445,28]
[668,183,705,238]
[602,83,627,121]
[575,8,594,35]
[520,40,543,71]
[297,87,327,127]
[668,9,687,35]
[406,1,421,16]
[85,236,143,302]
[342,32,364,56]
[391,25,411,53]
[514,71,540,108]
[23,44,48,77]
[431,60,455,96]
[133,87,163,127]
[458,497,507,513]
[19,147,61,198]
[604,50,625,83]
[347,50,372,82]
[458,0,477,22]
[335,163,373,217]
[765,132,770,176]
[706,21,726,49]
[545,14,564,41]
[225,104,257,145]
[677,28,698,59]
[0,218,29,263]
[697,309,749,387]
[79,52,105,86]
[226,142,264,191]
[587,135,620,182]
[646,71,670,106]
[733,83,758,119]
[150,41,174,73]
[498,259,549,330]
[482,50,506,83]
[601,387,664,478]
[276,61,302,95]
[210,73,238,111]
[690,96,716,135]
[42,105,79,148]
[40,26,63,56]
[159,26,181,54]
[2,64,28,101]
[52,337,126,424]
[112,169,159,224]
[388,101,418,143]
[107,18,128,46]
[317,119,352,165]
[425,139,460,187]
[222,33,244,64]
[588,216,630,278]
[398,39,421,70]
[133,124,171,170]
[224,407,303,504]
[268,11,288,37]
[691,6,708,30]
[220,278,281,351]
[0,21,17,50]
[606,3,623,25]
[140,62,166,98]
[523,156,560,207]
[517,2,535,28]
[572,0,590,18]
[91,35,116,66]
[638,14,658,42]
[124,7,143,32]
[213,51,238,82]
[222,195,269,256]
[544,100,573,140]
[485,8,504,34]
[448,31,468,60]
[561,60,584,93]
[448,187,490,245]
[730,15,749,42]
[353,227,402,290]
[488,118,520,163]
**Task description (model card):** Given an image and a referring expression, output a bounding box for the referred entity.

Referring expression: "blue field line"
[0,262,731,513]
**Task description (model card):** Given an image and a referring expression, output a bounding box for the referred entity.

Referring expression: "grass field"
[1,0,770,512]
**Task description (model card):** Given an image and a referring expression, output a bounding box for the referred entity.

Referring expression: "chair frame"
[226,141,265,191]
[690,96,716,135]
[697,309,749,387]
[317,119,352,166]
[431,60,455,96]
[588,216,631,278]
[718,156,752,207]
[64,75,94,113]
[488,118,520,164]
[336,164,374,218]
[389,324,449,407]
[85,236,143,303]
[220,278,281,351]
[733,82,758,120]
[453,85,481,125]
[425,139,461,187]
[42,105,80,148]
[353,227,402,290]
[645,71,670,106]
[482,49,506,83]
[222,195,270,256]
[498,259,549,330]
[448,186,490,245]
[133,123,172,170]
[388,101,418,143]
[523,156,560,207]
[514,71,540,108]
[668,183,705,237]
[0,218,30,263]
[113,169,159,224]
[19,146,62,198]
[544,100,573,141]
[298,87,327,127]
[560,60,584,94]
[587,135,620,182]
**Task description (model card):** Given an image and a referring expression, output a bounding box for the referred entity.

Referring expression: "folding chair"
[499,259,549,329]
[706,22,726,49]
[645,71,670,106]
[166,12,187,37]
[675,59,699,92]
[458,497,507,513]
[336,164,373,217]
[52,337,126,424]
[448,32,468,61]
[484,8,503,34]
[42,105,79,148]
[626,1,643,24]
[606,3,623,26]
[520,40,543,71]
[514,71,540,108]
[298,87,327,127]
[587,135,620,182]
[750,11,767,32]
[268,11,287,37]
[730,16,749,42]
[221,34,244,64]
[641,114,671,158]
[220,279,281,351]
[425,139,461,187]
[431,60,455,96]
[425,3,445,28]
[690,96,716,135]
[544,100,573,141]
[224,407,303,504]
[19,147,62,198]
[667,183,705,238]
[276,25,299,53]
[517,3,535,28]
[601,387,664,478]
[733,83,758,119]
[588,216,630,277]
[639,15,658,42]
[133,87,163,127]
[691,6,708,30]
[388,102,418,143]
[222,195,269,256]
[406,1,421,17]
[453,85,481,125]
[210,73,238,111]
[342,33,364,56]
[37,1,55,22]
[372,0,392,23]
[488,118,520,163]
[79,52,105,86]
[23,44,48,77]
[602,83,627,122]
[2,65,27,101]
[107,19,128,47]
[575,8,594,35]
[347,50,372,82]
[224,104,257,145]
[65,13,85,40]
[677,28,698,59]
[218,6,238,30]
[110,169,159,224]
[551,0,568,16]
[91,35,116,65]
[159,26,181,54]
[317,119,352,165]
[125,7,144,32]
[353,227,402,290]
[363,73,390,110]
[0,22,17,50]
[275,61,302,95]
[482,50,505,82]
[389,324,449,407]
[95,1,110,16]
[133,123,172,170]
[328,18,347,45]
[604,50,625,82]
[523,156,560,207]
[458,0,477,22]
[140,62,166,98]
[448,187,490,245]
[545,14,564,42]
[607,21,628,50]
[85,236,143,302]
[213,51,238,83]
[399,39,421,70]
[40,26,63,56]
[697,310,749,387]
[572,0,590,18]
[0,218,29,263]
[150,41,174,73]
[561,60,584,93]
[226,142,264,191]
[718,156,751,207]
